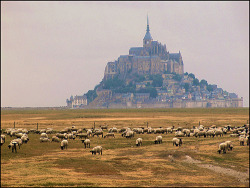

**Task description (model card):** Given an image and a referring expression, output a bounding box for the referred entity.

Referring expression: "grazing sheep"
[81,139,91,148]
[217,143,227,154]
[61,139,68,150]
[104,133,115,138]
[1,135,6,143]
[1,137,5,146]
[11,138,22,149]
[224,141,233,151]
[40,133,48,138]
[92,130,103,138]
[182,129,190,137]
[147,127,153,134]
[172,138,182,147]
[87,129,92,137]
[166,128,173,133]
[67,133,76,140]
[90,146,102,155]
[214,130,223,137]
[206,130,215,137]
[46,129,53,134]
[125,131,134,138]
[21,134,29,143]
[195,130,206,138]
[136,138,143,146]
[175,131,185,137]
[40,137,51,143]
[154,136,162,144]
[52,136,60,142]
[154,128,164,134]
[100,125,108,130]
[239,136,245,146]
[8,141,18,153]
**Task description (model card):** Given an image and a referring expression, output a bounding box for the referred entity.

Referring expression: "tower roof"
[143,15,153,41]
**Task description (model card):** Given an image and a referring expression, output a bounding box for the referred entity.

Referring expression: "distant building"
[66,95,87,108]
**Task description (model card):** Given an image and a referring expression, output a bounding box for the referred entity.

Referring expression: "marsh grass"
[1,108,249,187]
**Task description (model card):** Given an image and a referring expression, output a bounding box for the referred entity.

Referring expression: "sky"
[1,1,249,107]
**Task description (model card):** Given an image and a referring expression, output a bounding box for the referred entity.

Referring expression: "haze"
[1,1,249,107]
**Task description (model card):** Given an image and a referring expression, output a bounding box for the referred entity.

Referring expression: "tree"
[86,90,97,103]
[172,74,182,82]
[152,74,163,87]
[188,73,195,79]
[184,83,190,92]
[200,79,208,87]
[193,78,199,86]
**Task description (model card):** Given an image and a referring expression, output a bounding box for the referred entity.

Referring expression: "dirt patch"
[183,155,249,183]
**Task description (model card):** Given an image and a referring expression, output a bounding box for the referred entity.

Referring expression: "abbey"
[104,16,183,81]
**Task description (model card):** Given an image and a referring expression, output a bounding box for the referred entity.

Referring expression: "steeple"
[143,14,153,47]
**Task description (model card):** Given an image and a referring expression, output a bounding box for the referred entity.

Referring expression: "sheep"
[104,133,115,138]
[182,129,190,137]
[46,129,53,134]
[86,129,92,137]
[147,127,153,134]
[81,139,91,148]
[166,127,173,133]
[239,136,245,146]
[40,137,51,142]
[217,143,227,154]
[154,136,162,144]
[76,133,88,139]
[100,125,108,130]
[246,135,249,146]
[21,134,29,143]
[67,133,76,140]
[125,131,134,138]
[175,131,185,137]
[1,134,6,143]
[11,138,22,149]
[92,130,103,138]
[206,130,215,137]
[8,141,18,153]
[154,128,164,134]
[195,130,206,138]
[224,141,233,151]
[90,146,102,155]
[40,133,48,138]
[214,129,223,137]
[136,138,142,146]
[61,139,68,150]
[56,133,68,139]
[172,138,182,147]
[52,136,60,142]
[1,137,5,146]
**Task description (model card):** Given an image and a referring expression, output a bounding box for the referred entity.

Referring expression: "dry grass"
[1,108,249,187]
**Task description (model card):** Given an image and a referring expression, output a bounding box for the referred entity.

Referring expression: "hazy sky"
[1,1,249,107]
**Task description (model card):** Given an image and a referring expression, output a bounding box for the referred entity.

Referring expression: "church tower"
[143,15,153,48]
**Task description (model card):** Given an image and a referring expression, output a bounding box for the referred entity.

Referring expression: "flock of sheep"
[1,123,249,155]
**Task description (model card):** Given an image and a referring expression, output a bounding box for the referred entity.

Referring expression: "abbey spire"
[143,15,153,47]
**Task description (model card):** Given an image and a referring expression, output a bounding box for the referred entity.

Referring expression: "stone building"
[104,16,184,81]
[66,95,87,108]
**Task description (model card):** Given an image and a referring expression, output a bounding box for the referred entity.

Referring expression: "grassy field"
[1,107,249,187]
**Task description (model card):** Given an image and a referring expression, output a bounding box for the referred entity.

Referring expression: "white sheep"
[1,134,6,143]
[214,130,223,137]
[61,139,68,150]
[125,131,134,138]
[206,130,215,137]
[172,137,182,147]
[81,139,91,148]
[104,133,115,138]
[154,135,162,144]
[8,141,18,153]
[239,136,245,146]
[21,134,29,143]
[1,137,5,146]
[224,141,233,151]
[87,129,92,137]
[12,138,22,149]
[92,130,103,138]
[217,143,227,154]
[52,136,60,142]
[40,133,48,138]
[40,137,51,142]
[90,146,102,155]
[136,138,142,146]
[175,131,185,137]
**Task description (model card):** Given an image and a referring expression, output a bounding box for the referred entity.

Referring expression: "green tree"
[188,73,195,79]
[183,83,190,92]
[152,74,163,87]
[200,79,208,87]
[193,78,199,86]
[86,90,97,103]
